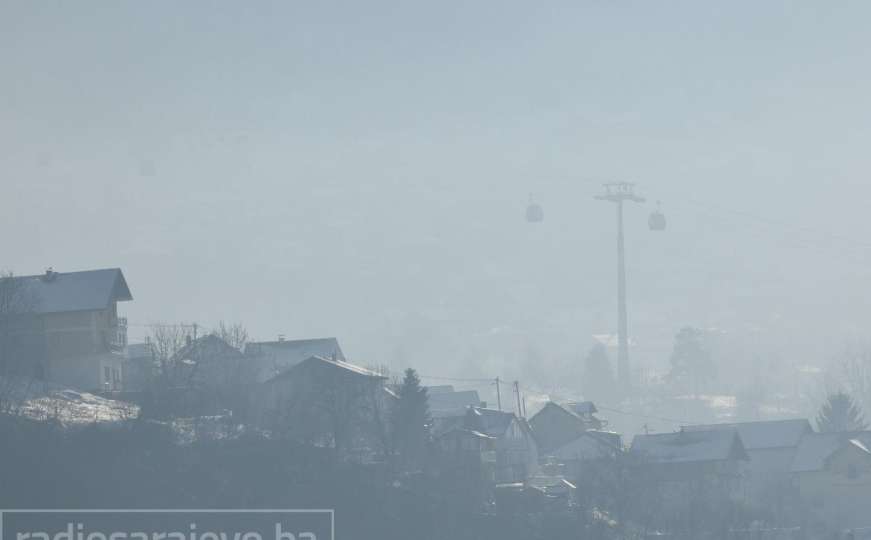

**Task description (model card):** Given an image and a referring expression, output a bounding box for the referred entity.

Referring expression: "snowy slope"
[0,376,138,425]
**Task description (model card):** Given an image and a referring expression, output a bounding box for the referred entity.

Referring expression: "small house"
[0,268,132,391]
[530,401,602,456]
[257,355,388,457]
[791,431,871,530]
[684,418,812,509]
[245,337,345,382]
[465,407,539,483]
[629,428,749,509]
[428,389,483,418]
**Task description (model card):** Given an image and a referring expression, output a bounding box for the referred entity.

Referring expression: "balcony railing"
[108,317,128,352]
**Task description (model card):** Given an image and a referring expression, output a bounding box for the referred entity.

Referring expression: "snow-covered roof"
[791,431,871,473]
[268,355,386,382]
[469,407,524,438]
[12,268,131,314]
[436,427,495,441]
[527,475,577,491]
[566,401,598,415]
[630,429,748,464]
[683,419,812,450]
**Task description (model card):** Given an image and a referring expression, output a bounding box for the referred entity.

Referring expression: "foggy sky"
[4,1,871,380]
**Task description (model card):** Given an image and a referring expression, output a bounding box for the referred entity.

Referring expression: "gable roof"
[429,390,482,417]
[466,407,535,441]
[529,402,590,453]
[531,401,608,449]
[467,407,517,437]
[172,334,242,363]
[267,355,386,383]
[245,337,345,373]
[12,268,132,314]
[791,431,871,473]
[432,414,468,438]
[566,401,598,415]
[683,419,812,450]
[630,429,749,465]
[436,427,496,441]
[425,385,456,395]
[531,401,587,424]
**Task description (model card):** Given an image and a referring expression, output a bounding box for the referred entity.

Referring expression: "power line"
[565,177,871,263]
[685,198,871,251]
[596,405,695,426]
[125,322,201,327]
[596,404,778,430]
[637,185,871,263]
[417,374,497,383]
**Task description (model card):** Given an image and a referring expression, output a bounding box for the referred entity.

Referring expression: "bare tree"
[147,323,192,382]
[824,343,871,417]
[0,272,40,415]
[0,271,38,377]
[212,321,248,352]
[139,323,193,419]
[144,324,258,422]
[0,376,34,417]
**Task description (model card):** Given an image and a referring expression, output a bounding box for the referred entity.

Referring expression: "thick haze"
[4,1,871,383]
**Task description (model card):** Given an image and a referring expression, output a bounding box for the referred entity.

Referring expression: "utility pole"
[596,182,645,389]
[514,380,522,418]
[495,377,502,411]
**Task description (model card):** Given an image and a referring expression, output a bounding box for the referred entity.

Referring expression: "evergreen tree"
[816,391,868,433]
[391,368,431,470]
[667,326,715,392]
[582,343,616,404]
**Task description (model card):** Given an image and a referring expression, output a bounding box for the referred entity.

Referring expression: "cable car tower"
[595,182,645,389]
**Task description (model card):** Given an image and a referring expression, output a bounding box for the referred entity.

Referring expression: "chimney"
[42,267,57,282]
[277,334,285,342]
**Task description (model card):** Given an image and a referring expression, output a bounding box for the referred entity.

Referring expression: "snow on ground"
[171,415,246,445]
[674,393,737,411]
[0,376,138,425]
